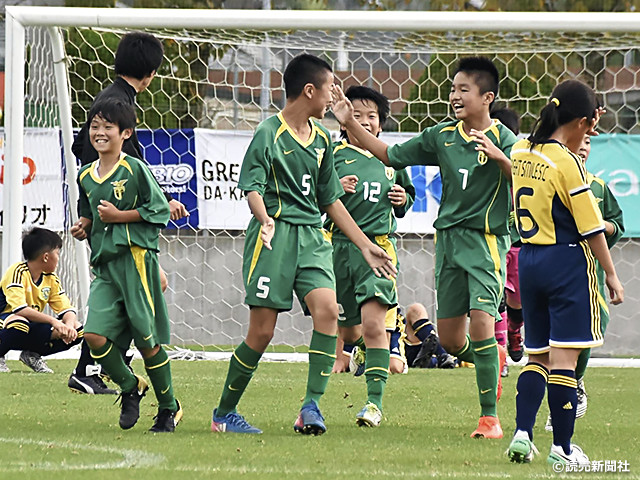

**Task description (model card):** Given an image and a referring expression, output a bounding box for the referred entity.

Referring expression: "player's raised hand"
[97,200,121,223]
[340,175,359,194]
[606,272,624,305]
[331,84,354,125]
[70,220,88,240]
[260,217,275,250]
[362,242,397,279]
[388,184,407,206]
[53,320,77,344]
[470,129,503,160]
[587,106,606,136]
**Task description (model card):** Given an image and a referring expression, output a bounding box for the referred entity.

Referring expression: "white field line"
[4,349,640,367]
[0,437,164,471]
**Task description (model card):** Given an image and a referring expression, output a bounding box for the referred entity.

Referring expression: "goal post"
[3,6,640,354]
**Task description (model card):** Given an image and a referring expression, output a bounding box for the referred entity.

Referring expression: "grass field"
[1,359,638,480]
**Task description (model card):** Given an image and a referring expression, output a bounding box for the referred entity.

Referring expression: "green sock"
[365,348,389,411]
[144,347,177,411]
[216,342,262,417]
[354,336,366,351]
[471,337,500,417]
[303,330,337,405]
[575,348,591,380]
[90,340,137,393]
[453,334,474,363]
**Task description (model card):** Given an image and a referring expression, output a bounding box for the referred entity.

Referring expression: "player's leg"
[388,310,408,374]
[0,315,55,373]
[505,246,524,362]
[356,299,389,427]
[407,303,454,368]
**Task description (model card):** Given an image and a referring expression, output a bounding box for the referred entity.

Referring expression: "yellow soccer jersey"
[0,262,75,319]
[510,139,605,245]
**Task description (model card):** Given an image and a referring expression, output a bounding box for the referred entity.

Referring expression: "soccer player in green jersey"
[210,54,396,435]
[333,57,517,439]
[324,86,415,427]
[544,133,625,431]
[70,97,182,433]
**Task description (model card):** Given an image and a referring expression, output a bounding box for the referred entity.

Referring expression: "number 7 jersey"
[238,113,343,227]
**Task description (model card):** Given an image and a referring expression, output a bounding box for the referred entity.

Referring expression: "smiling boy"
[332,56,517,438]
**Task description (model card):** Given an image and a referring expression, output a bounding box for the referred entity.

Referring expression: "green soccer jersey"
[77,153,170,266]
[587,172,624,249]
[388,119,517,235]
[325,140,416,239]
[238,112,344,227]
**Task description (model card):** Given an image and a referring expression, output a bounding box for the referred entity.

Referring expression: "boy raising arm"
[333,57,518,439]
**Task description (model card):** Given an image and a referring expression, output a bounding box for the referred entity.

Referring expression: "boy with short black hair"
[325,85,415,426]
[0,228,82,373]
[211,53,396,435]
[333,56,518,439]
[71,97,182,433]
[70,31,188,395]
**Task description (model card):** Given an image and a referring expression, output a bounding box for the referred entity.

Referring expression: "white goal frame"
[4,6,640,308]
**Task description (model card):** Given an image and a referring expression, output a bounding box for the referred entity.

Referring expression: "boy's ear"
[483,91,495,105]
[303,83,315,99]
[122,128,133,140]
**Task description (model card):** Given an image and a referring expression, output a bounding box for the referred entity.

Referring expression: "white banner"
[194,129,439,233]
[0,128,65,231]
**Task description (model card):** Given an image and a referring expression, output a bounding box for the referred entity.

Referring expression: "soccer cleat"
[0,356,10,373]
[437,352,458,369]
[547,443,590,466]
[497,344,507,401]
[576,378,588,418]
[149,399,183,433]
[411,333,439,368]
[117,375,149,430]
[19,351,53,373]
[349,347,366,377]
[508,430,539,463]
[211,409,262,434]
[501,362,509,377]
[293,400,326,435]
[470,415,503,439]
[68,374,118,395]
[356,402,383,427]
[507,328,523,362]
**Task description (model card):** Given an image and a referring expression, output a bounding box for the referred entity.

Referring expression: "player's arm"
[601,182,625,248]
[323,199,396,279]
[70,216,92,241]
[391,169,415,218]
[49,278,81,336]
[17,307,76,340]
[332,85,391,165]
[586,233,623,304]
[246,190,275,250]
[470,128,512,180]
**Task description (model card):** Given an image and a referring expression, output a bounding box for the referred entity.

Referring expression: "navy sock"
[548,370,578,455]
[515,362,549,440]
[413,319,447,356]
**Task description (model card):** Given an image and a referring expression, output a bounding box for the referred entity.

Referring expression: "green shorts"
[434,227,509,319]
[333,235,398,327]
[85,246,170,351]
[243,218,335,312]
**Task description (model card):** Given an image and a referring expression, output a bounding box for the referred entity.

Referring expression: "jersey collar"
[334,139,374,158]
[275,112,317,148]
[89,152,130,184]
[456,119,501,144]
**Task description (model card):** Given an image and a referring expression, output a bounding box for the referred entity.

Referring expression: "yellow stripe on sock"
[523,364,549,380]
[474,342,498,352]
[90,343,113,359]
[548,375,577,388]
[233,351,257,370]
[364,366,389,374]
[145,357,170,370]
[308,349,337,359]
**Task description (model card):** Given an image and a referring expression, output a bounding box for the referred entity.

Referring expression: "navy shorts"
[519,241,603,353]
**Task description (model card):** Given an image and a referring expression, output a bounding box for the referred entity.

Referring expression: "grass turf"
[0,359,638,480]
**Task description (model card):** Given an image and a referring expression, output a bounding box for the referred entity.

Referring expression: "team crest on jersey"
[315,148,325,167]
[477,151,488,165]
[385,167,395,180]
[110,179,128,200]
[40,287,51,301]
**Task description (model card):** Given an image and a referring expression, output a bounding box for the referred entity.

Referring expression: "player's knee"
[389,358,405,374]
[362,321,386,343]
[138,344,160,359]
[83,332,106,350]
[406,303,428,325]
[312,302,340,324]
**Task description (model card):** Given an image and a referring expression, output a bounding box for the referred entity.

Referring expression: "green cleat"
[508,430,539,463]
[356,402,382,427]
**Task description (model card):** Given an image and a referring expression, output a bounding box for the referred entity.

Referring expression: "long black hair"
[528,80,598,147]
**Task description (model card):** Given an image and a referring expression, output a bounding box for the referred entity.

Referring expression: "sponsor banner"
[137,129,198,229]
[0,128,65,231]
[589,134,640,237]
[193,129,253,230]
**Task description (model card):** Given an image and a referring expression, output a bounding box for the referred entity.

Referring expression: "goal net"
[3,8,639,355]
